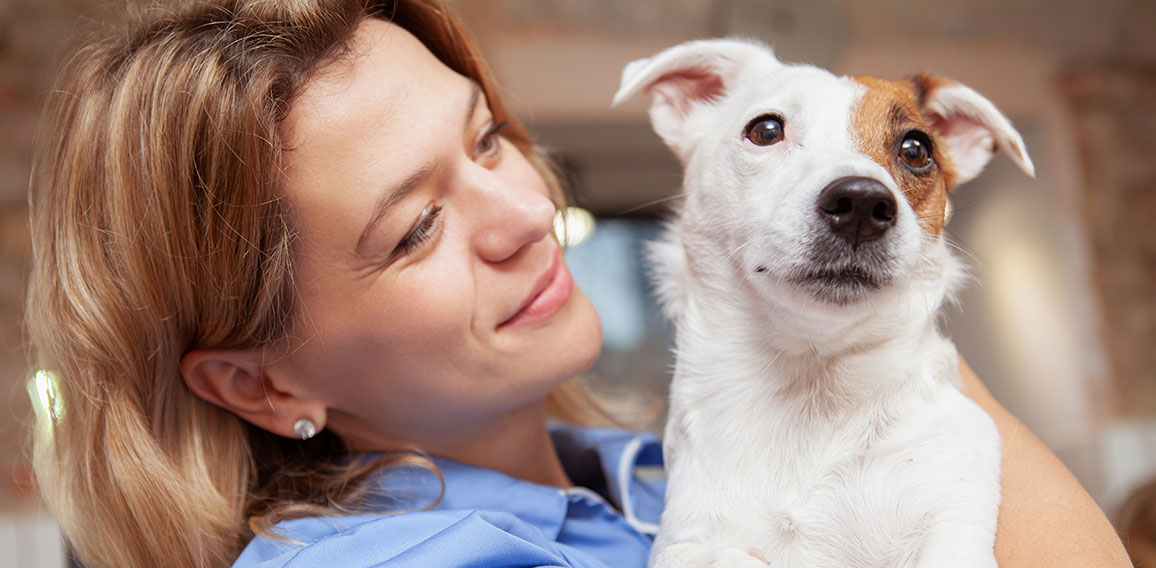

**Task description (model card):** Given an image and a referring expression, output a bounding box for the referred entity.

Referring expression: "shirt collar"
[363,425,665,539]
[551,425,665,535]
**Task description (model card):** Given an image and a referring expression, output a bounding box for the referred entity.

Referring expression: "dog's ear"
[613,39,772,156]
[913,74,1036,186]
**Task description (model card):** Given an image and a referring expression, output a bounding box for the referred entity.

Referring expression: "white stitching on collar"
[563,485,613,507]
[618,436,661,535]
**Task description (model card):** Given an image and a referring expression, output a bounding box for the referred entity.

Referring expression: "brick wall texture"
[1,0,110,512]
[1060,65,1156,416]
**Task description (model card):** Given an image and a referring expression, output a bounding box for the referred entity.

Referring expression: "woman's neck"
[437,403,573,488]
[337,401,573,488]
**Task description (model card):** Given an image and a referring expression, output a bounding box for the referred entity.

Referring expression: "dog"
[613,38,1035,568]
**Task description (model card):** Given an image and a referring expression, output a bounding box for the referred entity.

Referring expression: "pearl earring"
[293,417,318,440]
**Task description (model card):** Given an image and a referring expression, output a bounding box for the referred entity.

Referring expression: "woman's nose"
[468,171,557,263]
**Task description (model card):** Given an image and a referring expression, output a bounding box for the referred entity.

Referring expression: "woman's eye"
[394,204,443,256]
[475,121,508,158]
[899,131,934,172]
[744,114,785,146]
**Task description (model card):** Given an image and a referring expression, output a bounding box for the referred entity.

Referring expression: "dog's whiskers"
[724,240,758,263]
[943,228,988,271]
[613,191,688,215]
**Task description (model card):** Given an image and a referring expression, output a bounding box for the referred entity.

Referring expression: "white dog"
[613,39,1035,568]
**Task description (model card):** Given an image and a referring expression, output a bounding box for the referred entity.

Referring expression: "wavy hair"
[26,1,609,566]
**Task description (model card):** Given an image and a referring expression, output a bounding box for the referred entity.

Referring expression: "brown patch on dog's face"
[851,75,959,236]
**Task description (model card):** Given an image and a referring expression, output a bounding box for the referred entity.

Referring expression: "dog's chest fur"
[660,318,996,567]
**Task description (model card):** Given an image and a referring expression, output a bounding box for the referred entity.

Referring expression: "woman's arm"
[958,358,1132,567]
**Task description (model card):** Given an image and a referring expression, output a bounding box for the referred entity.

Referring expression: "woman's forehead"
[282,19,466,151]
[277,18,483,255]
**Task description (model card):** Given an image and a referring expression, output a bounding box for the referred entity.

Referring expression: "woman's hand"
[957,357,1131,567]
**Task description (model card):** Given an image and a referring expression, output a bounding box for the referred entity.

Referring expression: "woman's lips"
[498,251,573,330]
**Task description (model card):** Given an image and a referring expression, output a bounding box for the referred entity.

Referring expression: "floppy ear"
[915,74,1036,186]
[613,38,773,157]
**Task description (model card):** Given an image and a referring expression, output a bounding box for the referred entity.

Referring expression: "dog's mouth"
[787,264,888,304]
[798,265,881,287]
[781,238,897,305]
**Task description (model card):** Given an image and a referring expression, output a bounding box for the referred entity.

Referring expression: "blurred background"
[0,0,1153,565]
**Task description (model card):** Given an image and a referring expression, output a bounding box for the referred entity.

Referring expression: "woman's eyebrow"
[355,161,436,254]
[354,81,484,255]
[462,80,483,136]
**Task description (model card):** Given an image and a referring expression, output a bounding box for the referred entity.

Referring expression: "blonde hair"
[26,1,609,566]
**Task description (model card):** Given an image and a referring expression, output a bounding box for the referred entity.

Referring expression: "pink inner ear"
[930,112,965,137]
[933,113,996,151]
[647,69,725,118]
[930,112,997,183]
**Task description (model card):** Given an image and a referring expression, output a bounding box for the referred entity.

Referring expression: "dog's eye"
[899,131,934,171]
[744,115,785,146]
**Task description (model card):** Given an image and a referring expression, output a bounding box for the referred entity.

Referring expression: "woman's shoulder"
[233,509,591,567]
[233,425,665,568]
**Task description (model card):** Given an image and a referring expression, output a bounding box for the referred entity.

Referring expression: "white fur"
[615,38,1033,568]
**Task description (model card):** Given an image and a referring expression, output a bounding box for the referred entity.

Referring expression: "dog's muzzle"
[782,176,900,304]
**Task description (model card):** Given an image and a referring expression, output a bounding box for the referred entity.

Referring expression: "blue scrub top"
[233,426,665,567]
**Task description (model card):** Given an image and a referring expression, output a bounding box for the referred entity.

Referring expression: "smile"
[497,249,573,329]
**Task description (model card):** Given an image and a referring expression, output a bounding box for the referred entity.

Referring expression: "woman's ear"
[180,349,326,439]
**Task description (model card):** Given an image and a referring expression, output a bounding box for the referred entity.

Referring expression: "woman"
[25,1,1128,567]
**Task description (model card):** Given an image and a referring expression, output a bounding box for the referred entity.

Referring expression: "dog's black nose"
[817,177,897,248]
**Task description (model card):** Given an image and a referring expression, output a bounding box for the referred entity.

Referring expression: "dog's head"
[616,39,1033,314]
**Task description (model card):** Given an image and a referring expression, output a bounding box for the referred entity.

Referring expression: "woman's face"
[269,19,602,451]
